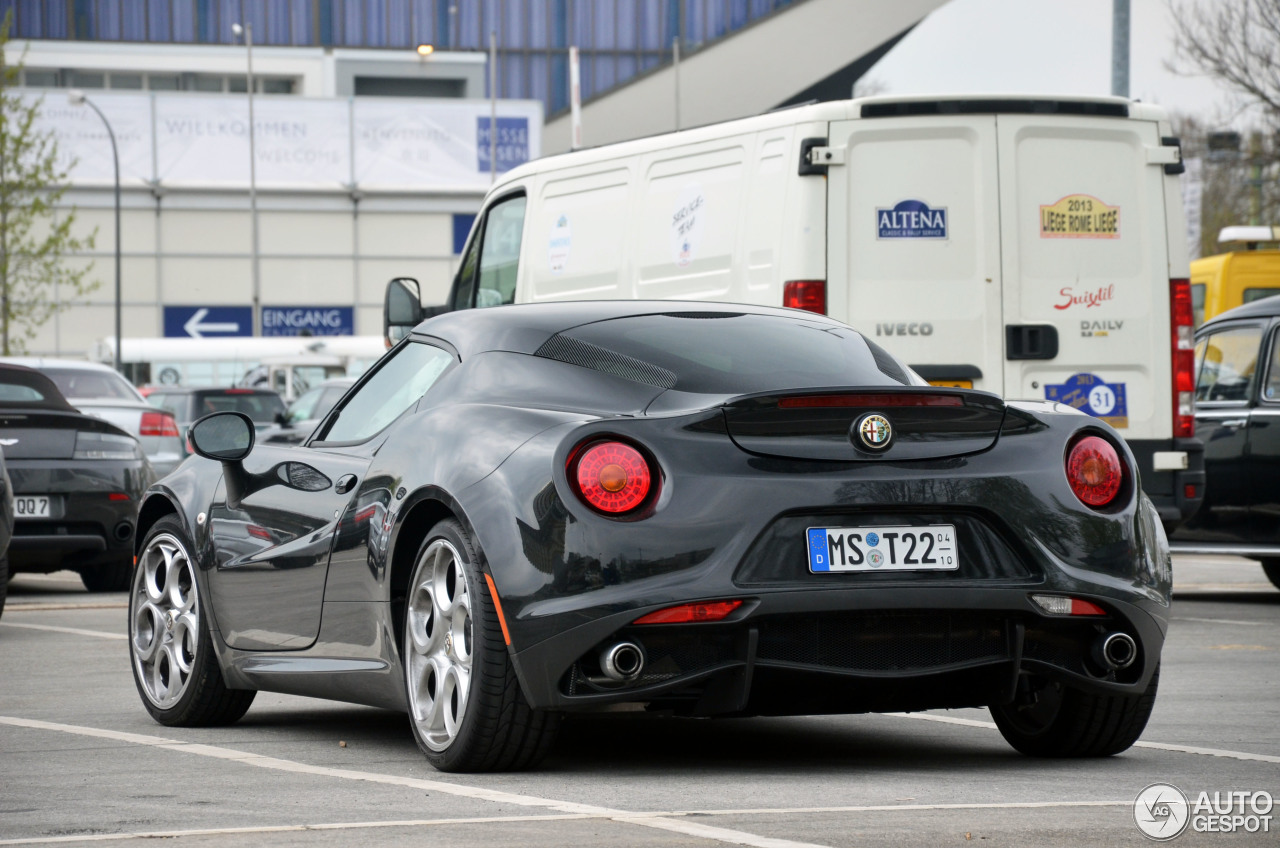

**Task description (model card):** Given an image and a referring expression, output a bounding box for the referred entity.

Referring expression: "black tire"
[990,665,1159,757]
[403,518,560,772]
[80,557,134,593]
[1261,559,1280,591]
[0,554,8,621]
[129,516,255,727]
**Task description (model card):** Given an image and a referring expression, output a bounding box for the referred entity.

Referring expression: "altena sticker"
[1040,194,1120,239]
[548,214,571,273]
[671,185,705,267]
[877,199,948,239]
[1045,372,1129,428]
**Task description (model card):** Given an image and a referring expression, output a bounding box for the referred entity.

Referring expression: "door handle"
[1219,418,1248,429]
[335,474,358,494]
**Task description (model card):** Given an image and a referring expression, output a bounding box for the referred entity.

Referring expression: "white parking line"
[0,716,830,848]
[0,622,126,640]
[4,603,127,612]
[887,713,1280,764]
[0,802,1132,846]
[1174,616,1269,627]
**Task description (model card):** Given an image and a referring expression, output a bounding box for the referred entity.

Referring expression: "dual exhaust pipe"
[1092,631,1137,671]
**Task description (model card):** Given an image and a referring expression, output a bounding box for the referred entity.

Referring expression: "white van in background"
[386,94,1204,529]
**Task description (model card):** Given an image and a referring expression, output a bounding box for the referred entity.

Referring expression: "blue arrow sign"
[163,306,253,338]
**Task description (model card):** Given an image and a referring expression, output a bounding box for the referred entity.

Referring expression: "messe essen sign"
[23,91,542,191]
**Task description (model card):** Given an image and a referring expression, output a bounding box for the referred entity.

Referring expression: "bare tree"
[1168,0,1280,119]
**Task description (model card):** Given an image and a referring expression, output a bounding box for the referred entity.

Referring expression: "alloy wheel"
[130,533,201,709]
[406,538,475,751]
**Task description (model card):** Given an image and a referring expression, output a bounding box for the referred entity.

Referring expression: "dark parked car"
[145,387,287,452]
[0,454,13,619]
[1170,297,1280,589]
[1,364,153,592]
[258,378,356,445]
[129,302,1169,772]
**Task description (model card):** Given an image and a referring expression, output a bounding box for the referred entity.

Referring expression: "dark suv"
[146,387,286,451]
[1170,296,1280,589]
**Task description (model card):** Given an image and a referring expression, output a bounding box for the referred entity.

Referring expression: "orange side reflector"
[483,573,511,646]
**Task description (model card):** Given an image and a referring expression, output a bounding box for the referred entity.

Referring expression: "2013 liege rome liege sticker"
[1040,194,1120,239]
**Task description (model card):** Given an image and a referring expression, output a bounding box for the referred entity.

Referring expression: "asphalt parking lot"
[1,555,1277,847]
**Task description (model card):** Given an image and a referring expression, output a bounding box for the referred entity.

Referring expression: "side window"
[1195,326,1263,403]
[475,195,526,308]
[451,227,481,311]
[319,343,453,443]
[1266,330,1280,402]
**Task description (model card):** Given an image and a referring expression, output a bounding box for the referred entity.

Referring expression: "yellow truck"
[1191,226,1280,326]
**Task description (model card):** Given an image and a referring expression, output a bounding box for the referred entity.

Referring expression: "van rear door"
[825,115,1004,393]
[995,113,1171,443]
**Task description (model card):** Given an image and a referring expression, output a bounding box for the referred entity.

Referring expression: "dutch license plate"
[14,495,52,518]
[807,525,959,573]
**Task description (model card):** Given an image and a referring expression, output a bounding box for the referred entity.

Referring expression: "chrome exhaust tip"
[1093,632,1137,670]
[599,641,645,682]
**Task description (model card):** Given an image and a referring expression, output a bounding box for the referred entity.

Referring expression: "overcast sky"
[868,0,1243,125]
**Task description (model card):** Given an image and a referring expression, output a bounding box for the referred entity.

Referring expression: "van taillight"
[1171,278,1195,438]
[140,411,180,438]
[783,280,826,314]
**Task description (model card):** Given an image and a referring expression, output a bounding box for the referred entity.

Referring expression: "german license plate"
[14,495,52,518]
[807,525,958,572]
[928,379,972,389]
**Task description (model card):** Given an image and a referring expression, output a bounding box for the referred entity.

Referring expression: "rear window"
[44,368,139,401]
[195,391,286,423]
[541,312,923,394]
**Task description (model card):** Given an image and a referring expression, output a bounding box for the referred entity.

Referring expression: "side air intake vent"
[535,335,678,389]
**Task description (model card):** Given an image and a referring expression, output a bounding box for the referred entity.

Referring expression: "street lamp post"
[68,89,122,372]
[232,21,261,337]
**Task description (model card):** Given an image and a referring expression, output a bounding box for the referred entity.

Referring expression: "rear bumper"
[1129,436,1205,527]
[6,458,148,573]
[512,586,1167,714]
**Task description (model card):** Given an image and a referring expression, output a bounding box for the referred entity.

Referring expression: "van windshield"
[543,312,924,394]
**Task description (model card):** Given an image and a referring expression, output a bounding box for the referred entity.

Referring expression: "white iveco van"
[387,94,1204,528]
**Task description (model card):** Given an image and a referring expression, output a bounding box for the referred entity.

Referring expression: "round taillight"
[572,440,653,515]
[1066,435,1123,507]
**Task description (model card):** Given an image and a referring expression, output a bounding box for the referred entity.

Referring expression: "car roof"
[0,357,122,374]
[0,363,77,411]
[1201,296,1280,329]
[411,301,850,360]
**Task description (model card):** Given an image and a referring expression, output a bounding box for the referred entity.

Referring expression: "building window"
[109,73,144,90]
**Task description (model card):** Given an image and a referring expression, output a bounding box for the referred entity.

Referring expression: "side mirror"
[384,277,423,346]
[190,412,258,509]
[274,410,287,426]
[189,411,255,462]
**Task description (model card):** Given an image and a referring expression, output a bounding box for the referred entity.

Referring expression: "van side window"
[475,195,526,308]
[1195,326,1263,403]
[451,228,481,311]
